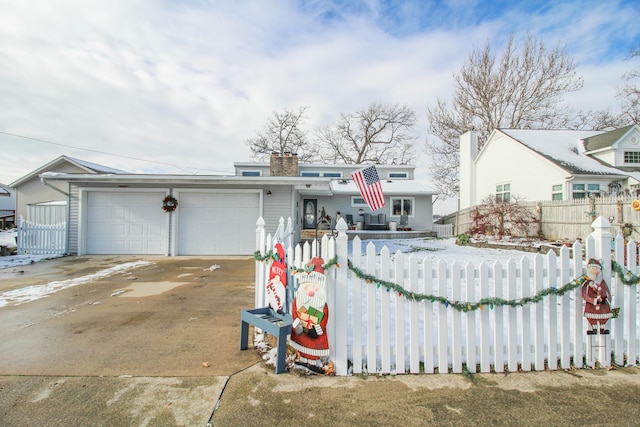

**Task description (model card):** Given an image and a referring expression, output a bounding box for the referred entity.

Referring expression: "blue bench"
[240,307,293,374]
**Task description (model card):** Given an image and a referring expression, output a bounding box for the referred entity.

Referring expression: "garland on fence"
[611,260,640,286]
[253,250,339,273]
[255,250,640,312]
[347,260,593,312]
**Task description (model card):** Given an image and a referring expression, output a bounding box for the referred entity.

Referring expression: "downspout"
[40,175,70,196]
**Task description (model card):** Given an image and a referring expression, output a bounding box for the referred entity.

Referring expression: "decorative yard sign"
[265,243,287,314]
[582,259,614,335]
[290,256,332,374]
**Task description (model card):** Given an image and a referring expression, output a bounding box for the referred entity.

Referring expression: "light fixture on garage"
[266,189,272,196]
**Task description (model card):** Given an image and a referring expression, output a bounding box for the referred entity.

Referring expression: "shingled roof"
[583,124,635,152]
[497,129,627,177]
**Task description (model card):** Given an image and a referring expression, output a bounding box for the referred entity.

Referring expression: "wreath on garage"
[162,195,178,212]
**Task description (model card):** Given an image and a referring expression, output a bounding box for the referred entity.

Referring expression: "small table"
[240,307,293,374]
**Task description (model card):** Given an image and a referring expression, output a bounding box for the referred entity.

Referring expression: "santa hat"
[275,243,285,262]
[587,258,602,269]
[301,257,326,287]
[307,257,325,274]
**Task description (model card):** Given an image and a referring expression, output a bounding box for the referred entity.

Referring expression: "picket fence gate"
[254,216,639,376]
[17,216,67,255]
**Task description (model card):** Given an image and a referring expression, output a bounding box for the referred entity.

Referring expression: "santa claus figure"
[582,258,613,335]
[290,257,330,367]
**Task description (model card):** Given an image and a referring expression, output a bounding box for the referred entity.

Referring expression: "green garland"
[347,260,591,312]
[254,251,640,312]
[611,260,640,286]
[253,250,339,273]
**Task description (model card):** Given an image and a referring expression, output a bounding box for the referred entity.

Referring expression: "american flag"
[352,165,385,211]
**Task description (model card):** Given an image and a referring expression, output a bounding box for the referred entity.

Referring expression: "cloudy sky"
[1,0,638,214]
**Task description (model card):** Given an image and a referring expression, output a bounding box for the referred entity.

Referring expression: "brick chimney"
[270,152,299,176]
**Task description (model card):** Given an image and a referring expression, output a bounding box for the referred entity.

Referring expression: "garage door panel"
[87,191,167,255]
[177,192,260,255]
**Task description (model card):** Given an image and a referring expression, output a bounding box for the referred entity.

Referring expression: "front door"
[303,199,317,229]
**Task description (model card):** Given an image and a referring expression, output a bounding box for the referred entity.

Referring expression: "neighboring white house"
[459,124,640,210]
[30,153,438,256]
[9,155,128,224]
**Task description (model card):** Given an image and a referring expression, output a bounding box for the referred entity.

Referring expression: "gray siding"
[263,187,294,235]
[68,184,80,254]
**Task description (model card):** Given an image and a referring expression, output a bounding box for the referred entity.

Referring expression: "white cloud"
[0,0,637,214]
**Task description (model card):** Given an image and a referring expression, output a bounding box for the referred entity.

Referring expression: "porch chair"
[398,214,409,231]
[345,214,356,230]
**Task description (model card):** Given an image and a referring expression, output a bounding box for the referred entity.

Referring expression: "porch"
[300,229,436,241]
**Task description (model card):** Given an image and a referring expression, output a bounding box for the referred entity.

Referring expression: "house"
[459,125,640,210]
[9,155,128,224]
[0,183,15,228]
[32,153,438,256]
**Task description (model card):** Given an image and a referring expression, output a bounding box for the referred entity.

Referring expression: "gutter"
[40,174,69,196]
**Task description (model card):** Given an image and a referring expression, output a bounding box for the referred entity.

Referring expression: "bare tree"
[426,35,585,197]
[618,43,640,125]
[246,106,319,162]
[469,195,538,240]
[317,102,417,164]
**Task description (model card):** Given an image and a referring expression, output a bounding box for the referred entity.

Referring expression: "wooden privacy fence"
[254,216,639,376]
[17,216,67,255]
[434,223,454,238]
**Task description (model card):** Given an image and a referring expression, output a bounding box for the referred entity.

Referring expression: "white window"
[572,183,586,199]
[391,197,414,216]
[587,184,600,196]
[301,171,320,177]
[351,196,367,207]
[241,170,261,176]
[496,183,510,202]
[387,172,408,179]
[624,152,640,164]
[552,184,563,201]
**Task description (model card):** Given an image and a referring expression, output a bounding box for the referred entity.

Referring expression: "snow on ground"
[0,228,63,268]
[350,236,545,267]
[0,260,153,308]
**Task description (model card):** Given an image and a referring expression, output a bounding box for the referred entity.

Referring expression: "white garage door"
[86,191,168,255]
[177,191,260,255]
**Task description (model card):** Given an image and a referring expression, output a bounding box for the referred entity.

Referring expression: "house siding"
[68,184,80,254]
[15,163,87,220]
[263,187,294,236]
[474,135,566,204]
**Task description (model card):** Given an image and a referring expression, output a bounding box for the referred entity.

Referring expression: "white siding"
[475,134,567,204]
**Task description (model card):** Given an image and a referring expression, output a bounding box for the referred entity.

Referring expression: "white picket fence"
[17,216,67,255]
[254,216,639,376]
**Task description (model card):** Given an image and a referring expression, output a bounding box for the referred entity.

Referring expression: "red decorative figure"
[582,258,613,335]
[266,243,287,314]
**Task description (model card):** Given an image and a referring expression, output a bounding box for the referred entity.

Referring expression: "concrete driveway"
[0,255,258,426]
[3,255,640,426]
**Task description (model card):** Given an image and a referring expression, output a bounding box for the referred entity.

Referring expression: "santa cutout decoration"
[265,243,287,314]
[290,256,330,371]
[582,258,613,335]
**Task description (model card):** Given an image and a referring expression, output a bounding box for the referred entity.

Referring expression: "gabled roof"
[0,183,11,196]
[583,124,635,152]
[497,129,628,177]
[10,156,128,187]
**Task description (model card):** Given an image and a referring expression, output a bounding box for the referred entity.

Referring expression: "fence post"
[589,216,613,367]
[255,217,266,309]
[333,218,349,376]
